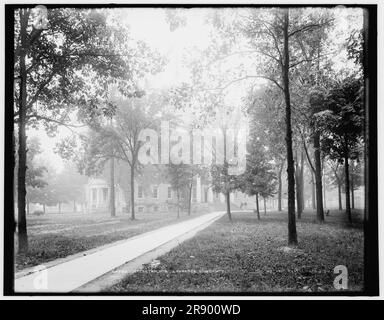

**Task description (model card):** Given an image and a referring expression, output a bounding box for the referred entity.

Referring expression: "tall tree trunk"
[322,158,327,209]
[295,149,303,219]
[312,39,324,221]
[344,151,352,222]
[295,149,299,216]
[282,9,298,245]
[300,149,305,211]
[263,197,267,215]
[43,204,46,214]
[255,193,260,220]
[338,182,343,211]
[313,133,324,222]
[225,192,232,221]
[351,170,355,209]
[311,171,316,210]
[73,200,76,213]
[17,9,30,253]
[110,157,116,217]
[278,161,283,211]
[323,179,327,209]
[130,164,135,220]
[296,186,302,219]
[222,127,232,221]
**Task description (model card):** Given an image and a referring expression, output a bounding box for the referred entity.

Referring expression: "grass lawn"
[15,210,207,271]
[107,209,364,293]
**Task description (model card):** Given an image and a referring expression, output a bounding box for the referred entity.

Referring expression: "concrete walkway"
[15,211,225,293]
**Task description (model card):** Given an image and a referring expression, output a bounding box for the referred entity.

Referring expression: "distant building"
[84,169,254,214]
[84,178,126,213]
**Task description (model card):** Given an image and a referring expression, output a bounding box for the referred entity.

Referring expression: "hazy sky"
[121,8,212,89]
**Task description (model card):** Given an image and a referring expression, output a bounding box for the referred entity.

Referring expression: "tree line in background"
[14,7,365,253]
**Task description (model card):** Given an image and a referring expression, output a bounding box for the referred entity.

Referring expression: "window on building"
[138,206,144,213]
[167,186,172,199]
[152,185,158,199]
[153,205,159,212]
[138,185,144,199]
[102,188,108,203]
[192,187,197,200]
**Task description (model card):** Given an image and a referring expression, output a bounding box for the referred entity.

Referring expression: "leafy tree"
[237,121,277,220]
[76,127,119,217]
[167,17,248,221]
[307,88,328,221]
[169,83,242,221]
[320,75,364,221]
[166,163,191,218]
[210,162,238,221]
[88,94,163,220]
[245,85,286,211]
[26,186,44,213]
[25,137,47,188]
[242,8,331,228]
[26,184,57,214]
[184,165,207,216]
[206,7,333,244]
[347,29,363,67]
[26,162,87,214]
[14,136,47,191]
[14,7,158,252]
[56,162,88,212]
[327,160,344,211]
[14,136,46,216]
[350,159,364,209]
[292,8,363,222]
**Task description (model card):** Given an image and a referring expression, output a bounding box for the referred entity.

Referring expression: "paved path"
[15,211,225,293]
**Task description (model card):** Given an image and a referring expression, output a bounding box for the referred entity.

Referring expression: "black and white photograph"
[1,1,380,300]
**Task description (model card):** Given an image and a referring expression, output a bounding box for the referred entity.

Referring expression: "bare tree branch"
[27,114,86,136]
[288,23,323,38]
[216,75,284,93]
